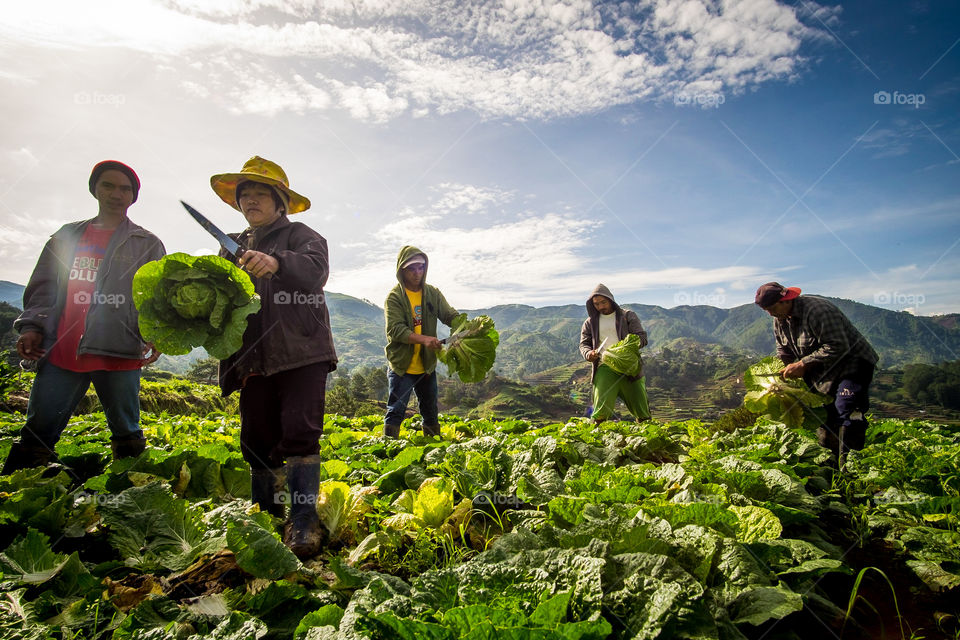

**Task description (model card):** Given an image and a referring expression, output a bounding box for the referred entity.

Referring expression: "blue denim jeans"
[822,366,874,453]
[20,361,142,448]
[384,370,438,427]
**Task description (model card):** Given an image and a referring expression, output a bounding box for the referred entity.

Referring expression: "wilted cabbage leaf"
[439,314,499,383]
[600,334,643,377]
[133,252,260,359]
[743,357,832,430]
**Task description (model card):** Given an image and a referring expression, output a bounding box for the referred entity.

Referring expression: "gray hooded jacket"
[15,217,165,359]
[579,283,648,382]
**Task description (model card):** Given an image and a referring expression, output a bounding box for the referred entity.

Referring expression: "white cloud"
[818,261,960,316]
[327,181,770,307]
[1,0,834,121]
[326,79,408,123]
[4,148,40,169]
[225,71,332,116]
[0,215,68,272]
[431,183,514,217]
[860,122,924,159]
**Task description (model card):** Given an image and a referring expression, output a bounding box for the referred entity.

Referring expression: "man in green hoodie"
[579,284,651,422]
[383,247,459,437]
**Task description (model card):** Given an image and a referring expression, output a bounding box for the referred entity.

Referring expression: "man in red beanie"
[2,160,165,474]
[755,282,878,465]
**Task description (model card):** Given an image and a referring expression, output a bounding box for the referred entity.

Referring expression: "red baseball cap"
[755,282,801,308]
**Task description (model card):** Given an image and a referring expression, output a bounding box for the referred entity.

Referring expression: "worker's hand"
[419,335,443,351]
[16,331,45,361]
[586,350,599,362]
[239,250,279,279]
[781,361,806,379]
[142,342,162,366]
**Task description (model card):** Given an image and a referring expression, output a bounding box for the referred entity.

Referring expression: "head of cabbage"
[132,252,260,359]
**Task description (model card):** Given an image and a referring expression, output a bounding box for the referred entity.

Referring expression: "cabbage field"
[0,406,958,640]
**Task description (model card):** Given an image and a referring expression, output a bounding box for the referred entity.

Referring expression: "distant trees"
[903,362,960,409]
[326,365,389,417]
[186,357,219,385]
[0,302,20,367]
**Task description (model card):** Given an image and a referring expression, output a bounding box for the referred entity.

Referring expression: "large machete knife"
[180,200,244,259]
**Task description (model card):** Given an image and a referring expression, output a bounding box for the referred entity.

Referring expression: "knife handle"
[236,247,273,280]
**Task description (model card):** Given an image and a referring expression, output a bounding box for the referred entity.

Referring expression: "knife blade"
[180,200,244,259]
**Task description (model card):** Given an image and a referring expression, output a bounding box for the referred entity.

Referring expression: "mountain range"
[0,282,23,309]
[325,291,960,377]
[3,281,959,378]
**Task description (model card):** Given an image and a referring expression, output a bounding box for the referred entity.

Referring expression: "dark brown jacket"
[218,215,337,396]
[579,283,648,382]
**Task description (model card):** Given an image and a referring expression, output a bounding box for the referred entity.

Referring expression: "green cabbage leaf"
[133,252,260,360]
[742,357,832,430]
[600,334,643,377]
[438,314,499,383]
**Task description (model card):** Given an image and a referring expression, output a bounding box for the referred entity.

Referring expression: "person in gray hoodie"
[579,284,650,422]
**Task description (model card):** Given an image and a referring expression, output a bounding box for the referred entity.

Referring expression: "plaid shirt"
[775,296,878,394]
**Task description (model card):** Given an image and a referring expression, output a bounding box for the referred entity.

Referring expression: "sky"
[0,0,958,315]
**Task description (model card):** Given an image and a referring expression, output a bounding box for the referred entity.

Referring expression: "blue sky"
[0,0,957,314]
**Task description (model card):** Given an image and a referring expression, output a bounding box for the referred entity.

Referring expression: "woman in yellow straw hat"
[210,156,337,558]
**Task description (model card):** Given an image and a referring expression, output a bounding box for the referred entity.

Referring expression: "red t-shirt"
[47,225,144,372]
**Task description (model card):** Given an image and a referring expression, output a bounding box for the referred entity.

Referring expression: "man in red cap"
[755,282,878,464]
[3,160,165,474]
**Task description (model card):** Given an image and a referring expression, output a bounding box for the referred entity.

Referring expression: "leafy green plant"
[439,314,499,383]
[1,407,958,638]
[132,252,261,359]
[743,356,832,429]
[842,566,906,639]
[316,480,378,545]
[600,333,643,377]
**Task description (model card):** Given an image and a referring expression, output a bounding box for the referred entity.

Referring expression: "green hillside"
[0,281,23,309]
[4,278,959,378]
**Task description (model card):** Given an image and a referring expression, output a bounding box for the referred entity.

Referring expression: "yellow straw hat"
[210,156,311,214]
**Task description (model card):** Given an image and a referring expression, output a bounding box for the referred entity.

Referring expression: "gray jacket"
[579,283,648,382]
[15,217,165,359]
